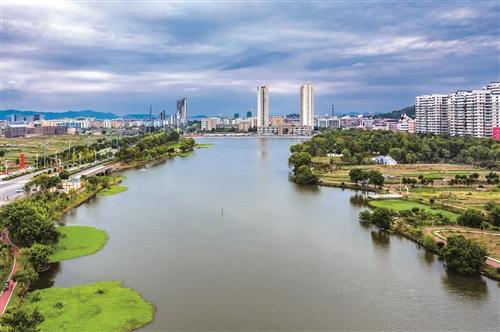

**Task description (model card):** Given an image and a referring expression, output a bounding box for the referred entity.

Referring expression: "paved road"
[0,171,45,205]
[0,161,115,206]
[0,231,19,315]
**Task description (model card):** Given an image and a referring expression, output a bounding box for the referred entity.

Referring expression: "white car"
[15,189,24,193]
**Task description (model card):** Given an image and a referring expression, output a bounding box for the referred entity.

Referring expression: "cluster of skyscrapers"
[416,82,500,138]
[256,82,314,135]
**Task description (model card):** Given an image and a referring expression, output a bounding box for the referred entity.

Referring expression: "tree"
[294,165,318,185]
[359,210,372,223]
[288,152,312,171]
[58,170,70,180]
[349,168,367,184]
[370,208,393,229]
[0,200,60,247]
[368,170,385,187]
[442,236,487,275]
[485,203,500,227]
[429,197,435,207]
[457,209,485,228]
[19,244,54,272]
[14,267,38,295]
[0,306,44,332]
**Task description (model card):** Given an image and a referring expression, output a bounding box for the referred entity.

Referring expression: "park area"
[315,161,499,211]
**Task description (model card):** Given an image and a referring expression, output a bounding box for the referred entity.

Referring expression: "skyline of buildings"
[416,82,500,138]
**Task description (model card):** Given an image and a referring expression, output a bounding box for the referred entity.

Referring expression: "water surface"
[43,138,499,331]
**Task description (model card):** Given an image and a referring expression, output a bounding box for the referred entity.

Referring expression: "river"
[40,137,499,331]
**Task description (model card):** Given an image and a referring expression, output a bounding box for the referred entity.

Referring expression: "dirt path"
[425,227,500,269]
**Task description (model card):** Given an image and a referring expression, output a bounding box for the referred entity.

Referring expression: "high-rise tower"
[300,82,314,127]
[257,85,269,128]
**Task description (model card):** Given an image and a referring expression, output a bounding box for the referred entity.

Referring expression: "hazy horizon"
[2,1,499,116]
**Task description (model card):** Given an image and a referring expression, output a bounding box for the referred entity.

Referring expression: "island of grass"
[368,199,459,221]
[24,281,154,332]
[97,184,128,196]
[50,226,108,263]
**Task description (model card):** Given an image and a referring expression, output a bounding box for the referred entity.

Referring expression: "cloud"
[1,1,499,115]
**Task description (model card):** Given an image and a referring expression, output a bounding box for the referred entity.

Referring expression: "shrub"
[442,236,488,275]
[371,208,393,230]
[457,209,485,228]
[294,165,318,185]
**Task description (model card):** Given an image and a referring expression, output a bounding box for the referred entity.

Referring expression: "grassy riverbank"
[368,200,459,221]
[50,226,108,263]
[97,184,128,196]
[24,281,154,332]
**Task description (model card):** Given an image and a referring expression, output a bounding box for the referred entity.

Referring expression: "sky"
[1,0,499,117]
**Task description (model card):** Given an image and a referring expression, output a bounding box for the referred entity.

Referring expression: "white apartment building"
[415,94,448,135]
[416,82,500,138]
[257,85,270,128]
[300,82,314,127]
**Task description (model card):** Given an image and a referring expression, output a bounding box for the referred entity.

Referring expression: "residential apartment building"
[416,82,500,138]
[257,85,270,128]
[415,94,448,135]
[300,82,314,127]
[200,118,220,131]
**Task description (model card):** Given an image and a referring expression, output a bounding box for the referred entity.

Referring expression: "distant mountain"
[123,113,154,120]
[0,109,119,120]
[373,105,415,119]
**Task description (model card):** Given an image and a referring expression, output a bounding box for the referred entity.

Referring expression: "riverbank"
[50,226,108,263]
[23,281,154,331]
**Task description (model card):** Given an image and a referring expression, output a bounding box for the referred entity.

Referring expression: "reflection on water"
[371,230,391,248]
[423,250,436,265]
[441,269,489,300]
[349,193,369,207]
[36,262,60,289]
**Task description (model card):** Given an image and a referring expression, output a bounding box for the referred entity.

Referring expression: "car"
[15,189,24,193]
[3,281,9,290]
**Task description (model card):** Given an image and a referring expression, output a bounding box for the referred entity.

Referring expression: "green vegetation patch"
[50,226,108,262]
[97,184,128,196]
[368,200,459,220]
[24,281,154,332]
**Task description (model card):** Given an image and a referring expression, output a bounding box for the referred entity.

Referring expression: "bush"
[294,165,318,185]
[442,236,488,275]
[371,208,393,230]
[457,209,485,228]
[359,210,372,223]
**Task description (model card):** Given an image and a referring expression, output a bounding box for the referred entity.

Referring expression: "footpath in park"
[0,230,19,314]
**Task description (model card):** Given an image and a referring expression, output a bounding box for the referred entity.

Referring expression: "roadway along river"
[40,138,499,331]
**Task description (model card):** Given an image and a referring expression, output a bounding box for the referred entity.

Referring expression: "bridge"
[77,163,119,178]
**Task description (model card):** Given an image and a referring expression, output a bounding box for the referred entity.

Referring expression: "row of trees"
[115,131,193,162]
[290,128,499,167]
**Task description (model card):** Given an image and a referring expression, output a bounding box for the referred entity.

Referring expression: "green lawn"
[97,184,128,196]
[24,281,154,332]
[368,200,459,220]
[50,226,108,263]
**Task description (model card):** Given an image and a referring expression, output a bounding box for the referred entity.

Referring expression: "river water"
[40,137,499,331]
